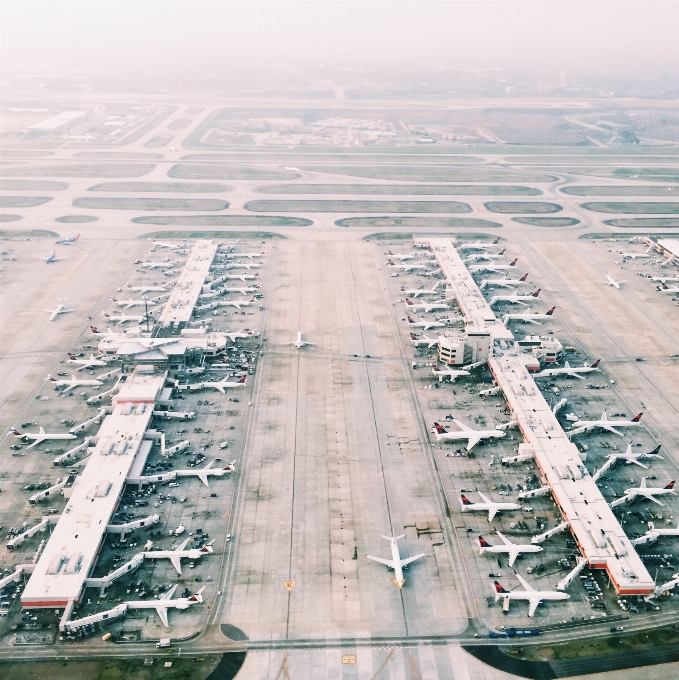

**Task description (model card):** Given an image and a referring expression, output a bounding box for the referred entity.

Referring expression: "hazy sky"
[2,1,678,77]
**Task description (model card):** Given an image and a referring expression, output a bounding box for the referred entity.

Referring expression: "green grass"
[55,215,98,223]
[0,163,156,178]
[562,185,679,196]
[168,117,192,130]
[582,202,679,214]
[88,182,231,193]
[132,215,312,227]
[185,107,205,115]
[0,215,22,222]
[363,231,497,241]
[168,165,299,181]
[144,134,173,149]
[73,197,229,211]
[298,165,555,183]
[336,216,501,228]
[141,230,286,240]
[512,217,579,227]
[0,196,52,208]
[245,199,471,213]
[254,184,542,196]
[73,152,163,160]
[0,229,58,237]
[602,218,679,227]
[485,201,562,214]
[0,180,68,191]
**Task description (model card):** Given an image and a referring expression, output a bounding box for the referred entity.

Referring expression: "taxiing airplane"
[569,410,643,437]
[9,426,77,448]
[502,307,556,326]
[284,332,316,349]
[46,374,103,393]
[143,537,214,574]
[494,573,570,617]
[592,444,662,482]
[533,360,601,380]
[407,316,445,330]
[366,535,425,589]
[45,298,74,321]
[479,273,529,289]
[622,478,676,507]
[405,299,449,313]
[409,333,439,348]
[606,271,624,289]
[488,289,540,307]
[124,584,205,627]
[468,258,518,273]
[479,531,543,567]
[39,251,63,264]
[431,365,470,382]
[400,281,443,297]
[67,353,110,370]
[432,418,505,450]
[55,233,80,245]
[460,492,519,522]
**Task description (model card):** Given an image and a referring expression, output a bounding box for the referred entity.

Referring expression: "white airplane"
[55,233,80,245]
[387,260,428,272]
[432,418,505,450]
[45,298,74,321]
[468,258,518,273]
[659,283,679,293]
[284,332,316,349]
[592,444,662,482]
[458,238,500,251]
[620,246,652,260]
[409,332,439,348]
[460,492,519,522]
[464,248,506,263]
[569,410,643,437]
[480,273,529,289]
[46,374,103,393]
[38,250,64,264]
[400,281,443,297]
[177,376,247,393]
[124,584,205,627]
[652,275,679,284]
[533,359,601,380]
[386,250,417,261]
[606,271,624,289]
[221,262,263,270]
[148,238,185,250]
[143,537,214,574]
[9,426,77,448]
[366,535,425,589]
[407,316,445,330]
[284,166,301,173]
[494,573,570,617]
[622,478,676,506]
[102,312,146,325]
[489,289,540,306]
[224,252,266,260]
[125,284,169,294]
[502,307,556,326]
[405,299,449,313]
[67,353,110,370]
[478,531,543,567]
[134,259,184,270]
[220,273,257,282]
[222,329,255,343]
[220,287,258,295]
[177,460,236,486]
[431,365,470,382]
[220,298,255,310]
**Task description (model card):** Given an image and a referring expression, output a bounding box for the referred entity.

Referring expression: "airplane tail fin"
[90,326,99,334]
[666,481,675,490]
[632,413,643,422]
[509,258,517,266]
[406,299,413,305]
[532,289,541,297]
[409,333,417,340]
[520,273,528,281]
[460,495,473,506]
[68,353,75,360]
[591,360,601,368]
[546,307,556,316]
[407,316,415,324]
[494,581,508,594]
[493,237,500,244]
[479,536,490,548]
[433,422,447,434]
[647,444,662,456]
[189,586,206,603]
[238,376,246,384]
[498,248,506,255]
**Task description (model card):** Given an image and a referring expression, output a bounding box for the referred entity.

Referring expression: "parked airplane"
[652,275,679,284]
[407,316,445,330]
[124,584,205,627]
[176,376,246,393]
[480,273,529,289]
[39,251,63,264]
[400,281,443,297]
[432,418,505,450]
[464,248,506,262]
[468,258,518,273]
[220,262,263,270]
[460,492,519,522]
[479,531,543,567]
[284,332,316,349]
[9,426,77,448]
[489,289,540,306]
[606,271,624,289]
[569,410,643,437]
[220,273,257,282]
[388,260,428,272]
[102,312,146,325]
[67,353,110,370]
[622,478,676,506]
[494,573,570,617]
[125,284,169,294]
[148,238,185,250]
[533,359,601,380]
[224,252,266,259]
[366,535,425,589]
[620,246,652,260]
[502,307,556,326]
[406,299,449,313]
[409,333,439,348]
[386,251,417,261]
[431,365,470,382]
[458,238,500,251]
[45,298,74,321]
[55,233,80,245]
[46,374,103,393]
[143,537,213,574]
[592,444,662,482]
[659,283,679,293]
[134,259,184,270]
[219,298,255,310]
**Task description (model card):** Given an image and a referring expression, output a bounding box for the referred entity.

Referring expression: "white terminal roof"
[429,239,514,341]
[29,110,87,130]
[424,237,654,594]
[21,369,167,608]
[159,240,219,326]
[657,239,679,260]
[98,332,227,361]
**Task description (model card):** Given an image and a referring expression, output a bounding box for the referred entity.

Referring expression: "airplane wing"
[178,537,191,551]
[640,477,647,489]
[565,372,586,380]
[170,557,182,574]
[466,436,481,451]
[515,572,535,592]
[400,552,426,567]
[454,419,472,432]
[367,555,395,569]
[496,531,513,546]
[477,491,491,504]
[601,425,624,436]
[528,597,541,617]
[488,509,498,522]
[507,550,520,568]
[161,584,178,600]
[641,494,665,506]
[197,461,214,486]
[155,605,170,627]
